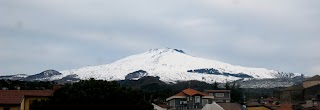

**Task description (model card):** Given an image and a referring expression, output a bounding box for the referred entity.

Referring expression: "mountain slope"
[23,70,62,81]
[0,74,28,80]
[51,48,301,83]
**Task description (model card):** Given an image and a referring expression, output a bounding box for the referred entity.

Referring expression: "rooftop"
[304,75,320,82]
[281,85,304,91]
[0,90,54,104]
[174,88,208,96]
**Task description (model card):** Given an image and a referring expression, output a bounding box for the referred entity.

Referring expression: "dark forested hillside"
[1,76,278,107]
[30,78,153,110]
[0,80,55,90]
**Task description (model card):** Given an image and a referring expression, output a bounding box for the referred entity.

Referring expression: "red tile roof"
[174,88,208,96]
[0,90,54,104]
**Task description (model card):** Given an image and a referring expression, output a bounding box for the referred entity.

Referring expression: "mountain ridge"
[55,48,302,83]
[0,48,303,86]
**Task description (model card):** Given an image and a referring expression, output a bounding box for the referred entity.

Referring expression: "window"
[215,93,224,97]
[217,100,223,102]
[209,93,213,96]
[180,101,187,104]
[187,96,192,101]
[4,107,10,110]
[195,96,201,103]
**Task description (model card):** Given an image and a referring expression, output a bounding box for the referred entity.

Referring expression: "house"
[166,88,214,110]
[304,84,320,101]
[303,75,320,101]
[0,90,54,110]
[204,90,231,103]
[274,75,320,109]
[303,75,320,88]
[217,103,246,110]
[302,84,320,109]
[280,85,304,103]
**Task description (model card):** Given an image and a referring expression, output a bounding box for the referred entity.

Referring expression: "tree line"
[1,76,260,109]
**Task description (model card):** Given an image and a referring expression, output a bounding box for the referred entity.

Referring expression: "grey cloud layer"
[0,0,319,75]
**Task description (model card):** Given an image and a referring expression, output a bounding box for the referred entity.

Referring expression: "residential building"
[166,88,214,110]
[0,90,53,110]
[204,90,231,103]
[280,85,304,103]
[303,75,320,88]
[271,75,320,109]
[304,84,320,101]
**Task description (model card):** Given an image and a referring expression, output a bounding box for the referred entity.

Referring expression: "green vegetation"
[0,80,55,90]
[30,78,153,110]
[120,76,244,103]
[1,76,273,109]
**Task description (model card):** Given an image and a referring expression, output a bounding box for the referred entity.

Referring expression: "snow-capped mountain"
[0,74,28,80]
[22,70,62,81]
[48,48,302,83]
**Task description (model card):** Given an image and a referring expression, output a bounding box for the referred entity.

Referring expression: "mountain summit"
[49,48,301,83]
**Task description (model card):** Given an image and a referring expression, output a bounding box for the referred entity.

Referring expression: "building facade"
[166,88,233,110]
[166,88,214,110]
[204,90,231,103]
[303,75,320,88]
[0,90,53,110]
[280,85,304,103]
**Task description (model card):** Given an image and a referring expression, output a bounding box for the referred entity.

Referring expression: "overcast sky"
[0,0,319,76]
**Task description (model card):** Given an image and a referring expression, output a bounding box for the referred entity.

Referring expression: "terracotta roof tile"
[174,92,186,96]
[0,90,54,104]
[174,88,208,96]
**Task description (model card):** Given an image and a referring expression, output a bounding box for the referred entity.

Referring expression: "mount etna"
[1,48,305,88]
